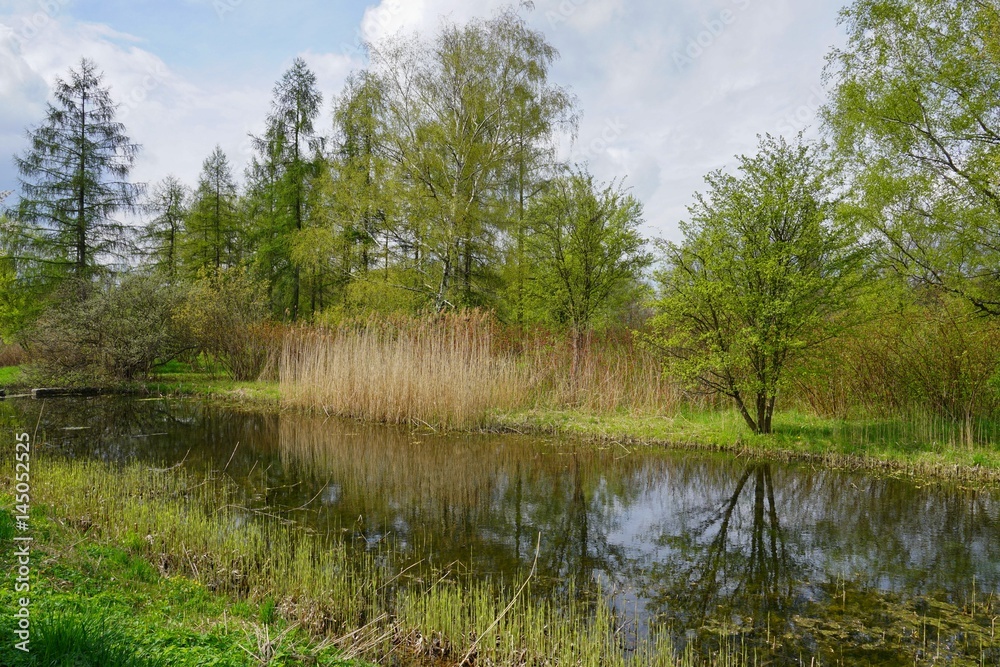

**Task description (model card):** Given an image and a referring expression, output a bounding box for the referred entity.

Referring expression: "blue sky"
[0,0,848,241]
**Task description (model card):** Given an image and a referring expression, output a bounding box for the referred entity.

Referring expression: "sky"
[0,0,848,242]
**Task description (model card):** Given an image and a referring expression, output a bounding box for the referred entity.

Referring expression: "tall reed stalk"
[280,313,692,429]
[281,312,529,429]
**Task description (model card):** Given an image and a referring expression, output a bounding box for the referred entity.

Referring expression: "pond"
[9,397,1000,665]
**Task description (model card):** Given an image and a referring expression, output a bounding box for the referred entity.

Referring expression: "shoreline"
[138,374,1000,488]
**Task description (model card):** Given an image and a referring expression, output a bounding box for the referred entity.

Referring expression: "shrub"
[795,292,1000,421]
[176,268,280,381]
[26,275,189,384]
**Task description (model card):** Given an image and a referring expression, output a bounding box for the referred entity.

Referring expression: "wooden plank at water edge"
[31,388,107,399]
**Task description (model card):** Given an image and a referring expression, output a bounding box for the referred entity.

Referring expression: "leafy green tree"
[250,58,323,320]
[184,146,241,276]
[327,71,394,282]
[143,176,189,282]
[13,58,143,279]
[525,169,651,332]
[824,0,1000,314]
[371,6,573,310]
[0,191,42,338]
[648,136,866,434]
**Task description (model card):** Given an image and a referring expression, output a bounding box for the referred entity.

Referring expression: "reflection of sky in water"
[12,397,1000,641]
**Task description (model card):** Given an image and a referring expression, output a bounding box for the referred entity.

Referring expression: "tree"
[0,190,41,338]
[184,146,241,276]
[13,58,143,280]
[823,0,1000,315]
[525,169,651,332]
[143,176,189,282]
[327,71,394,283]
[249,58,323,320]
[647,136,866,435]
[371,6,575,310]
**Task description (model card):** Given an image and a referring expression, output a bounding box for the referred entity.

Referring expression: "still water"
[12,398,1000,663]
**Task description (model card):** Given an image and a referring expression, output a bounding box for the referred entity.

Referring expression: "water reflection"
[10,398,1000,661]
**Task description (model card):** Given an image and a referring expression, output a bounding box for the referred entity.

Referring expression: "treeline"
[1,7,647,333]
[2,0,1000,436]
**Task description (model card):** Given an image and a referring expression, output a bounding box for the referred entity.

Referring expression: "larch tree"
[14,58,143,280]
[143,175,189,282]
[184,146,241,276]
[250,58,323,320]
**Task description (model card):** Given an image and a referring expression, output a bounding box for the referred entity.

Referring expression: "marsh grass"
[280,315,690,430]
[20,455,743,667]
[281,313,530,430]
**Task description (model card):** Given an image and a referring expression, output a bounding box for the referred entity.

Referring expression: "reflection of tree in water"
[274,416,643,598]
[642,463,796,632]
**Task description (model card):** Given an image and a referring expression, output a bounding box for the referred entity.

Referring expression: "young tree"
[143,176,189,281]
[648,136,866,435]
[525,169,651,332]
[14,58,143,280]
[184,146,241,276]
[824,0,1000,315]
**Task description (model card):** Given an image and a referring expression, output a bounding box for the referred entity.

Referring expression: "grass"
[145,359,282,407]
[281,313,530,430]
[496,408,1000,484]
[0,456,746,667]
[0,365,24,387]
[0,504,359,667]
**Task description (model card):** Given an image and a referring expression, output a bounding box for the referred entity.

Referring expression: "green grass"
[0,458,744,667]
[145,365,281,407]
[495,407,1000,484]
[0,365,24,387]
[0,513,361,667]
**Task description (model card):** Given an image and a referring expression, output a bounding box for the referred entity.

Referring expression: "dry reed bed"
[280,314,687,430]
[281,313,529,430]
[20,456,744,666]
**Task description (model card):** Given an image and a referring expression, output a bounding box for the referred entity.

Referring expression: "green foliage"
[796,288,1000,421]
[247,58,324,320]
[176,268,277,381]
[143,175,189,282]
[24,611,160,667]
[824,0,1000,315]
[27,274,189,384]
[523,169,651,330]
[12,58,142,280]
[0,197,46,338]
[369,6,576,310]
[648,136,867,434]
[184,147,242,277]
